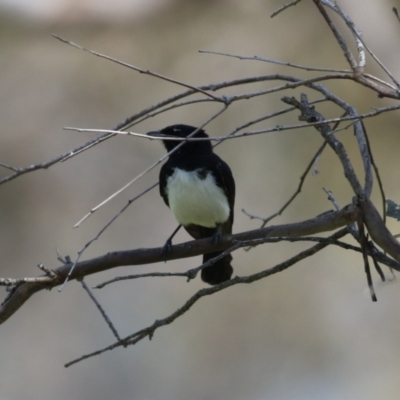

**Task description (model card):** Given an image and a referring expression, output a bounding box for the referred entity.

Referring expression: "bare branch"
[243,139,328,229]
[323,0,400,89]
[270,0,302,18]
[358,196,400,264]
[66,104,400,144]
[80,279,121,341]
[0,204,359,324]
[1,68,398,188]
[0,162,20,172]
[282,94,364,195]
[96,234,400,289]
[58,183,158,291]
[94,272,190,288]
[199,49,351,73]
[52,35,223,102]
[360,120,387,221]
[313,0,358,70]
[0,132,116,185]
[64,227,352,367]
[95,244,240,288]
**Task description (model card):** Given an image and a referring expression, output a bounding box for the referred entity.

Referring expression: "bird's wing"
[212,155,236,224]
[159,162,173,207]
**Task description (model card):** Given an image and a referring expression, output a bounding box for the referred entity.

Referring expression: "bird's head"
[147,124,211,153]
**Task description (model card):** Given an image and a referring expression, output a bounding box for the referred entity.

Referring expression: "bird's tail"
[201,252,233,285]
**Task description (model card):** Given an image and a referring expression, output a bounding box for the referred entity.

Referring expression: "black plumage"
[148,124,235,285]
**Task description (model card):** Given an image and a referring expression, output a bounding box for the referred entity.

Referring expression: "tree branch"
[0,204,359,324]
[63,226,354,367]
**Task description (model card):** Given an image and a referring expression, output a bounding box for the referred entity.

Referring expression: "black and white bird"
[147,124,235,285]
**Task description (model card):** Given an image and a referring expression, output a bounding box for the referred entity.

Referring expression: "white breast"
[166,168,230,227]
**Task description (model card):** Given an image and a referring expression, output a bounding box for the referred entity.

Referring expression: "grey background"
[1,1,400,399]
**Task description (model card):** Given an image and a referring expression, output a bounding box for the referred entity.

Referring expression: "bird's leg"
[162,224,182,260]
[211,223,222,245]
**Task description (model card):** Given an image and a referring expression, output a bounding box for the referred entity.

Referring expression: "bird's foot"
[161,239,173,261]
[211,229,222,245]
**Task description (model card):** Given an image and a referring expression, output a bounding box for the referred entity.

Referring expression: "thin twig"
[270,0,302,18]
[266,140,328,226]
[95,244,240,288]
[66,103,400,145]
[199,49,351,73]
[80,279,121,341]
[363,73,397,91]
[58,183,158,291]
[313,0,357,70]
[323,188,340,211]
[283,94,363,195]
[73,161,165,228]
[94,272,190,288]
[52,35,223,102]
[1,70,397,188]
[0,162,19,172]
[64,227,350,367]
[323,0,400,89]
[37,263,57,278]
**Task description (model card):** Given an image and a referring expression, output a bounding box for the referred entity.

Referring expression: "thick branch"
[358,196,400,263]
[0,204,358,325]
[282,94,365,195]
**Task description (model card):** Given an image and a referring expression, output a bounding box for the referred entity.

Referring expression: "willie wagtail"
[147,124,235,285]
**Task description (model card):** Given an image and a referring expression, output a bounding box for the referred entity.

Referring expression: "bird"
[147,124,235,285]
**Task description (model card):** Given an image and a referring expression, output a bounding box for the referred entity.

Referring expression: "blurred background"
[1,0,400,399]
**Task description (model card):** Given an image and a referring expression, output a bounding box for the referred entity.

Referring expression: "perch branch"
[0,204,359,325]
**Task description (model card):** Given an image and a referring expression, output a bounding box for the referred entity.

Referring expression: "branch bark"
[0,204,358,325]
